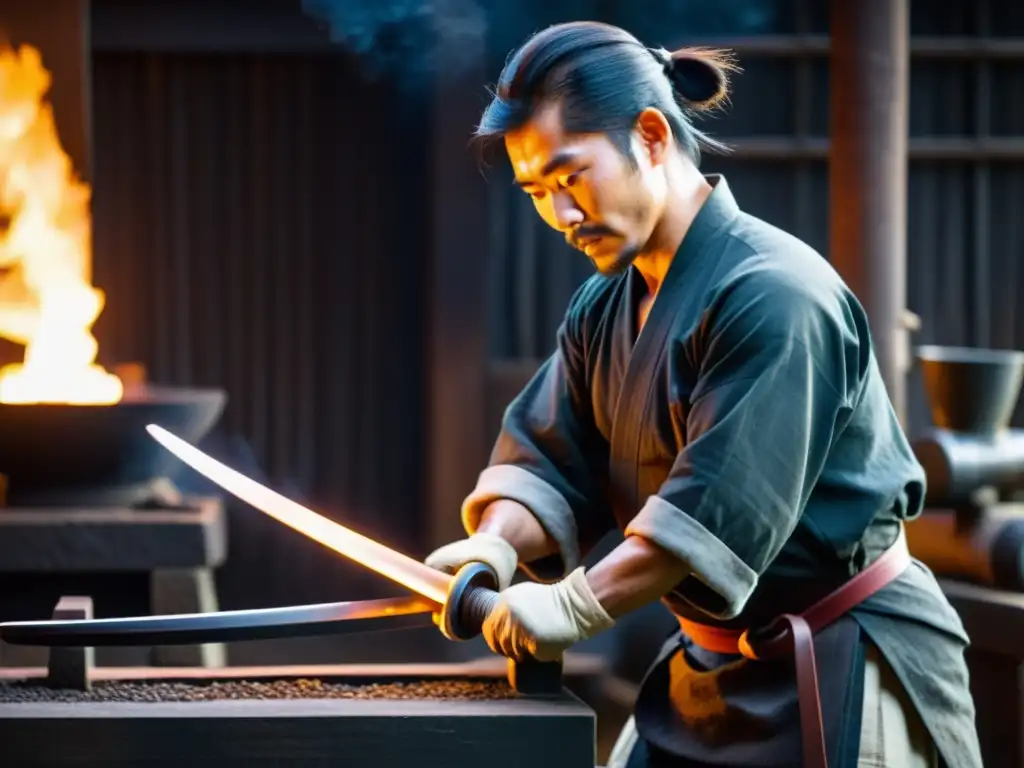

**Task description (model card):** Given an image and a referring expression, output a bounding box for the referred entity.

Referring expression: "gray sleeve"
[462,465,581,583]
[462,284,616,582]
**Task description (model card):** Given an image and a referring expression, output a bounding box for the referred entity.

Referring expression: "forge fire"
[0,44,121,405]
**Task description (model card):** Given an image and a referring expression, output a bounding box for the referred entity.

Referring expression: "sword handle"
[458,582,500,625]
[440,562,564,696]
[438,561,500,640]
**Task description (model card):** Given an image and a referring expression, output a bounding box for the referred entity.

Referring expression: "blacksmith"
[426,21,981,768]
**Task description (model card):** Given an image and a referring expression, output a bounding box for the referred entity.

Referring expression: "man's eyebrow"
[512,151,580,187]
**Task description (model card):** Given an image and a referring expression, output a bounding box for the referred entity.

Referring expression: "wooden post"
[829,0,911,424]
[44,596,94,691]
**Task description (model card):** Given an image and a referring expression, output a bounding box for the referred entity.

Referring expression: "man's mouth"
[573,233,606,251]
[569,228,610,250]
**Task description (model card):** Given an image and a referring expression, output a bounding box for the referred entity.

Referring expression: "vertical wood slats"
[89,52,429,604]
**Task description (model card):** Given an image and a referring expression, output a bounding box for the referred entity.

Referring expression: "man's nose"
[552,193,584,230]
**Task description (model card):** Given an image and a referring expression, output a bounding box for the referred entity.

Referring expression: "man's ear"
[633,107,673,167]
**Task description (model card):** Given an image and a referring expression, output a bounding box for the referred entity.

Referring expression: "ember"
[0,678,518,703]
[0,44,121,405]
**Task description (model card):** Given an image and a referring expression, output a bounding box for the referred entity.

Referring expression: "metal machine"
[907,345,1024,590]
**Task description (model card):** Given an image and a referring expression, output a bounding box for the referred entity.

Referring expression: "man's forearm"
[476,499,560,564]
[585,534,690,619]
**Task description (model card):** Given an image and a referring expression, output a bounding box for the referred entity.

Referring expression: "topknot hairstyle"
[476,21,740,164]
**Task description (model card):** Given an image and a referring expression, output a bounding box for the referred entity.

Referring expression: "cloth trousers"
[606,644,938,768]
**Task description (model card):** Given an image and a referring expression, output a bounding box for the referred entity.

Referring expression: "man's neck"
[632,164,713,296]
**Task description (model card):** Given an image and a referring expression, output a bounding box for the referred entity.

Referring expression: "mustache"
[568,225,616,249]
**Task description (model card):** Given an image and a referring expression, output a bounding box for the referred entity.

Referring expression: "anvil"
[0,427,563,696]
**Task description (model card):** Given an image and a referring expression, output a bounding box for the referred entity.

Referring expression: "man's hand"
[482,567,615,661]
[424,531,518,591]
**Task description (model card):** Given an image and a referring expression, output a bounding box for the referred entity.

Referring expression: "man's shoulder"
[714,214,860,329]
[728,210,824,258]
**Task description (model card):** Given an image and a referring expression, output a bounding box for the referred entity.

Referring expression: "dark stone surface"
[0,497,227,667]
[0,496,226,572]
[0,674,596,767]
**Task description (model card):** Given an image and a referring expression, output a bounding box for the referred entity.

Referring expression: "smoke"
[300,0,783,81]
[301,0,487,81]
[626,1,779,44]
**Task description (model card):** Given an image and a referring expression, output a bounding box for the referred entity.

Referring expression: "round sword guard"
[438,561,500,642]
[438,561,565,697]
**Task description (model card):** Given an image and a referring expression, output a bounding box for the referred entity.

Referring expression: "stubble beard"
[591,242,640,277]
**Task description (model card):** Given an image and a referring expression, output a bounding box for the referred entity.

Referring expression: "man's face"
[504,102,668,276]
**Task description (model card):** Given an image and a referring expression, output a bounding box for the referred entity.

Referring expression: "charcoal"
[0,677,517,703]
[0,676,594,767]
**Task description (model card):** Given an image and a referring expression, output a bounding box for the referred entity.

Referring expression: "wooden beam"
[719,137,1024,161]
[691,35,1024,60]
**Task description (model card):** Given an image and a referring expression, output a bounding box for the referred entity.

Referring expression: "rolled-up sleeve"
[462,281,616,582]
[625,272,856,619]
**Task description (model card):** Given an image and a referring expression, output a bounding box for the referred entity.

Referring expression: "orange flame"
[0,44,122,404]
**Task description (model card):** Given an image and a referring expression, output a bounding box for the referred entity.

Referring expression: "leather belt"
[677,526,912,768]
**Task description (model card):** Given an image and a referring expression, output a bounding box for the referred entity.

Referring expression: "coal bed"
[0,677,519,703]
[0,664,597,767]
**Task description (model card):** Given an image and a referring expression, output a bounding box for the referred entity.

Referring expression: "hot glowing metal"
[146,424,451,605]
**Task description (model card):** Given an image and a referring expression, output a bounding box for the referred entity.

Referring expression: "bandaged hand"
[483,567,615,662]
[424,532,518,591]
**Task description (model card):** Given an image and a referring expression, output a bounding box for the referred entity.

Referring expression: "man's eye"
[557,173,579,188]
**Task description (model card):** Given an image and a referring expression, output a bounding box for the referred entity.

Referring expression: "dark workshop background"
[48,0,1024,661]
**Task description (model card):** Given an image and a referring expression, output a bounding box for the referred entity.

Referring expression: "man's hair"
[475,21,739,165]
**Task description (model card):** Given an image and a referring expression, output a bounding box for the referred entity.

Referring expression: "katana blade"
[0,596,437,647]
[146,425,451,605]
